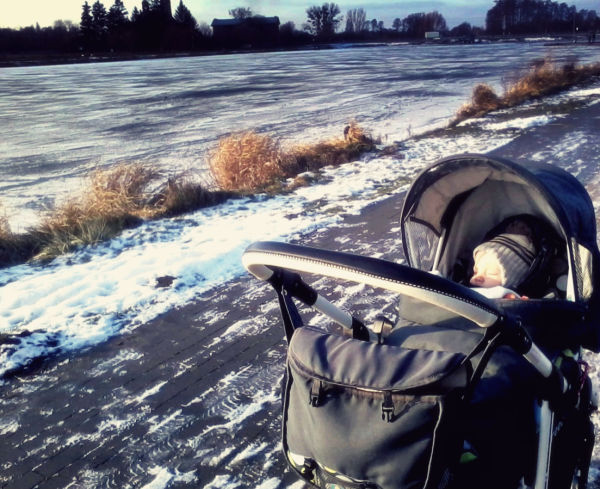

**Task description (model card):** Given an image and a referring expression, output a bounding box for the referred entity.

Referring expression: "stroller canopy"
[400,154,600,307]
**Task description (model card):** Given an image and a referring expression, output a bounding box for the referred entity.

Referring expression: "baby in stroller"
[469,215,566,300]
[470,218,535,291]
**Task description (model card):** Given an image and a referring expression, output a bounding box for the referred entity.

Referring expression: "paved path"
[2,99,600,489]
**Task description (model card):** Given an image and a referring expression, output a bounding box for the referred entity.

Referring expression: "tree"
[345,8,367,33]
[402,11,447,38]
[425,11,447,32]
[80,1,94,48]
[198,22,212,37]
[130,6,141,22]
[91,0,108,46]
[106,0,129,50]
[392,18,402,32]
[229,7,252,19]
[304,3,342,38]
[450,22,474,38]
[484,0,598,35]
[174,0,198,29]
[107,0,128,31]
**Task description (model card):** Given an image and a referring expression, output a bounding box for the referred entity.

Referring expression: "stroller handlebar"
[242,241,503,328]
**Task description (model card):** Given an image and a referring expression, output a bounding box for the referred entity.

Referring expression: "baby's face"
[470,251,503,287]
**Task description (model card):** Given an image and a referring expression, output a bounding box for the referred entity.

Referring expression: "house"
[211,17,280,47]
[425,31,441,40]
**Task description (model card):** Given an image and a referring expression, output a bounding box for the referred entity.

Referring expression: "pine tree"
[91,0,108,45]
[130,6,140,22]
[81,1,94,46]
[107,0,128,31]
[174,0,197,29]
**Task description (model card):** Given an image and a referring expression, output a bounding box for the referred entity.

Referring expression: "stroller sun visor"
[400,154,600,308]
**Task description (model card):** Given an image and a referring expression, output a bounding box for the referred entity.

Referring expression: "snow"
[140,467,174,489]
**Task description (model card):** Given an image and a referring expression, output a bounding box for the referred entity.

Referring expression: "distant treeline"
[486,0,599,35]
[1,0,599,56]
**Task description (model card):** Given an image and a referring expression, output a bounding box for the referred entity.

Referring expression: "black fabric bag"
[283,326,472,489]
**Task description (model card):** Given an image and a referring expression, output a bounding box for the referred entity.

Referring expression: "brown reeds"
[1,122,379,267]
[22,164,227,262]
[208,131,290,192]
[452,58,600,125]
[152,176,232,216]
[208,121,377,193]
[29,164,157,260]
[288,121,377,174]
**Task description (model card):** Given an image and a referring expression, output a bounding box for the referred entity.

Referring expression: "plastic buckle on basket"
[382,392,394,422]
[371,315,394,344]
[309,380,323,407]
[300,458,317,482]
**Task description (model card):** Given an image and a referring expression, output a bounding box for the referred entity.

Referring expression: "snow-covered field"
[2,42,600,488]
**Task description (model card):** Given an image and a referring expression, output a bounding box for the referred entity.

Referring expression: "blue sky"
[3,0,599,30]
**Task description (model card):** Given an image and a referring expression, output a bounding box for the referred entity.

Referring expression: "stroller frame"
[243,154,598,489]
[243,242,594,489]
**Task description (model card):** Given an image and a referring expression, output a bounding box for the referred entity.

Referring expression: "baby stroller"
[242,154,600,489]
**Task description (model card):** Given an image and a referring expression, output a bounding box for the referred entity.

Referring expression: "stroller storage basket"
[284,326,471,489]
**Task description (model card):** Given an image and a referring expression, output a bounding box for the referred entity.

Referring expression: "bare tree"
[229,7,252,19]
[198,22,212,36]
[304,3,342,38]
[345,8,367,33]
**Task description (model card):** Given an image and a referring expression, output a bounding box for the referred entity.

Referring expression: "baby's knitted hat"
[473,233,536,289]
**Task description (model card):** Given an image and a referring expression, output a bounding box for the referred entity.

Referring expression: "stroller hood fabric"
[400,154,600,351]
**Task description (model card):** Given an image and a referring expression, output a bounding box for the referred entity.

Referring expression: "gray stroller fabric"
[284,326,471,489]
[387,313,539,489]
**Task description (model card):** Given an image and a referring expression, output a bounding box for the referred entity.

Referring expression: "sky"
[2,0,600,31]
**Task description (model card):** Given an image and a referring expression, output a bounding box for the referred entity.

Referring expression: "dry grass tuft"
[208,122,377,193]
[87,163,160,219]
[0,202,10,240]
[452,58,600,125]
[17,163,235,262]
[455,83,503,120]
[208,131,289,192]
[153,176,232,217]
[30,163,157,259]
[287,121,377,174]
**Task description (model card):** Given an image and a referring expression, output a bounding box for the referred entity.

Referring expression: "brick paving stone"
[2,471,44,489]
